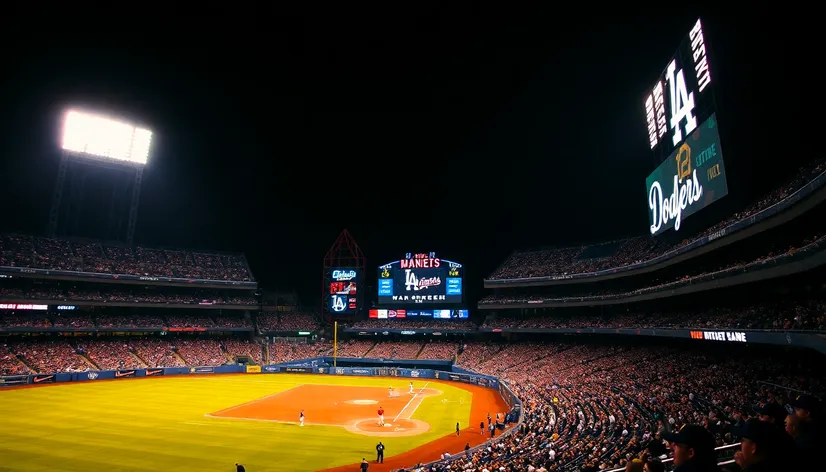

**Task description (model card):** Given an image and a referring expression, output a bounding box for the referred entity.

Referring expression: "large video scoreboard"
[327,268,359,314]
[643,18,715,160]
[642,18,728,236]
[377,252,463,304]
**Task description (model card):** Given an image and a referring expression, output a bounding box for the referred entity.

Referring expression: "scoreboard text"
[644,18,715,159]
[378,253,463,304]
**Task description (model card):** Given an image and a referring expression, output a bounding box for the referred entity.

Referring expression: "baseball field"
[0,374,509,471]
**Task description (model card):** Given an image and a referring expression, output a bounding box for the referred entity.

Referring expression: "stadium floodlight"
[61,109,153,165]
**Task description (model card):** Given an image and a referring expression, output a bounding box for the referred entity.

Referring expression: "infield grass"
[0,374,472,471]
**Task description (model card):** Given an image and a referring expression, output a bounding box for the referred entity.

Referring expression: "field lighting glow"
[61,110,153,165]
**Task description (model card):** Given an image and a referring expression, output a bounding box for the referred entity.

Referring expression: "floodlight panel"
[61,110,153,165]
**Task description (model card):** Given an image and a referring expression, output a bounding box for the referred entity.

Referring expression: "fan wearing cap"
[790,394,820,421]
[733,418,788,471]
[662,424,719,472]
[790,395,823,448]
[756,403,787,426]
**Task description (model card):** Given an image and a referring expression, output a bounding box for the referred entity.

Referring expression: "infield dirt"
[316,381,510,472]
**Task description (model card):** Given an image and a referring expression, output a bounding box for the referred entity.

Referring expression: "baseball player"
[378,406,385,426]
[299,409,305,427]
[409,382,414,394]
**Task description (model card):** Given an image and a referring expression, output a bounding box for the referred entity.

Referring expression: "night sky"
[0,7,803,304]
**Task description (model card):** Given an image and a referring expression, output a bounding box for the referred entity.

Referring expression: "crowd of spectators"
[129,339,185,368]
[412,341,822,471]
[8,340,91,374]
[78,340,142,370]
[0,345,30,375]
[482,233,826,307]
[0,338,278,374]
[0,313,51,328]
[223,339,264,364]
[174,339,228,366]
[417,341,460,360]
[268,340,331,364]
[489,159,826,281]
[0,313,253,329]
[0,285,257,305]
[257,312,319,332]
[368,341,424,360]
[0,234,254,281]
[483,298,826,332]
[334,339,375,358]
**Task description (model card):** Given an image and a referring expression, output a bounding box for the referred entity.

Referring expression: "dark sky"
[0,6,804,304]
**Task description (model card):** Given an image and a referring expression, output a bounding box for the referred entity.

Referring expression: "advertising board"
[368,309,469,319]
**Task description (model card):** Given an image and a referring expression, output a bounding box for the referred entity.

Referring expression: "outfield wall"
[1,360,523,423]
[0,365,246,386]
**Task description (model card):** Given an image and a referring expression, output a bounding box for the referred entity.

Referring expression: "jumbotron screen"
[643,18,715,160]
[646,113,728,235]
[377,253,463,304]
[327,268,359,314]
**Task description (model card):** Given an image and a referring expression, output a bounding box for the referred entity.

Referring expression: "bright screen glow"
[0,304,48,310]
[61,110,153,165]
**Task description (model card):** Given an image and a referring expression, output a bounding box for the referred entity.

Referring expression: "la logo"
[405,270,419,291]
[665,59,697,146]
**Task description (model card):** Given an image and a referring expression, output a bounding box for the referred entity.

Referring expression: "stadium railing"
[486,168,826,285]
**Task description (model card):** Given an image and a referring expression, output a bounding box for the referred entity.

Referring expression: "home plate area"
[208,384,442,437]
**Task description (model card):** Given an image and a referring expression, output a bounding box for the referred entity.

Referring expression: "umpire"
[376,442,385,463]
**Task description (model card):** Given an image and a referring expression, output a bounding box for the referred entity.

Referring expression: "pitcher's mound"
[344,418,430,437]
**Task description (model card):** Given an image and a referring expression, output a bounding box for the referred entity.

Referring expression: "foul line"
[393,381,430,423]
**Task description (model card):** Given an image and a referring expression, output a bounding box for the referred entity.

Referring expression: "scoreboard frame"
[325,267,361,315]
[377,252,464,305]
[643,18,716,164]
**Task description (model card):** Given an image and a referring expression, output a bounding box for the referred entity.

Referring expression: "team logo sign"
[404,270,442,291]
[331,269,357,281]
[331,295,347,312]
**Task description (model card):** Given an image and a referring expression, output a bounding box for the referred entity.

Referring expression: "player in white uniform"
[409,382,414,394]
[300,410,305,427]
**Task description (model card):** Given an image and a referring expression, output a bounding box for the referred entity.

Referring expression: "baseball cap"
[662,425,715,453]
[790,394,820,413]
[732,419,784,454]
[757,403,788,423]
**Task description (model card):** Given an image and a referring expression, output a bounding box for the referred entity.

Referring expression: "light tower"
[49,109,153,245]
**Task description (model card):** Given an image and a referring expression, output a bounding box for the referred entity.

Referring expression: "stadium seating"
[0,235,254,281]
[483,298,826,331]
[481,232,826,306]
[1,338,819,471]
[257,311,319,332]
[0,285,258,305]
[268,340,331,364]
[489,159,826,281]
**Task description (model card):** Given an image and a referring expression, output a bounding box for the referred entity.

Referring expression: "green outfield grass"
[0,375,473,471]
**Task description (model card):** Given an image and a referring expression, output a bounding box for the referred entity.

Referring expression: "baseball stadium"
[1,12,822,472]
